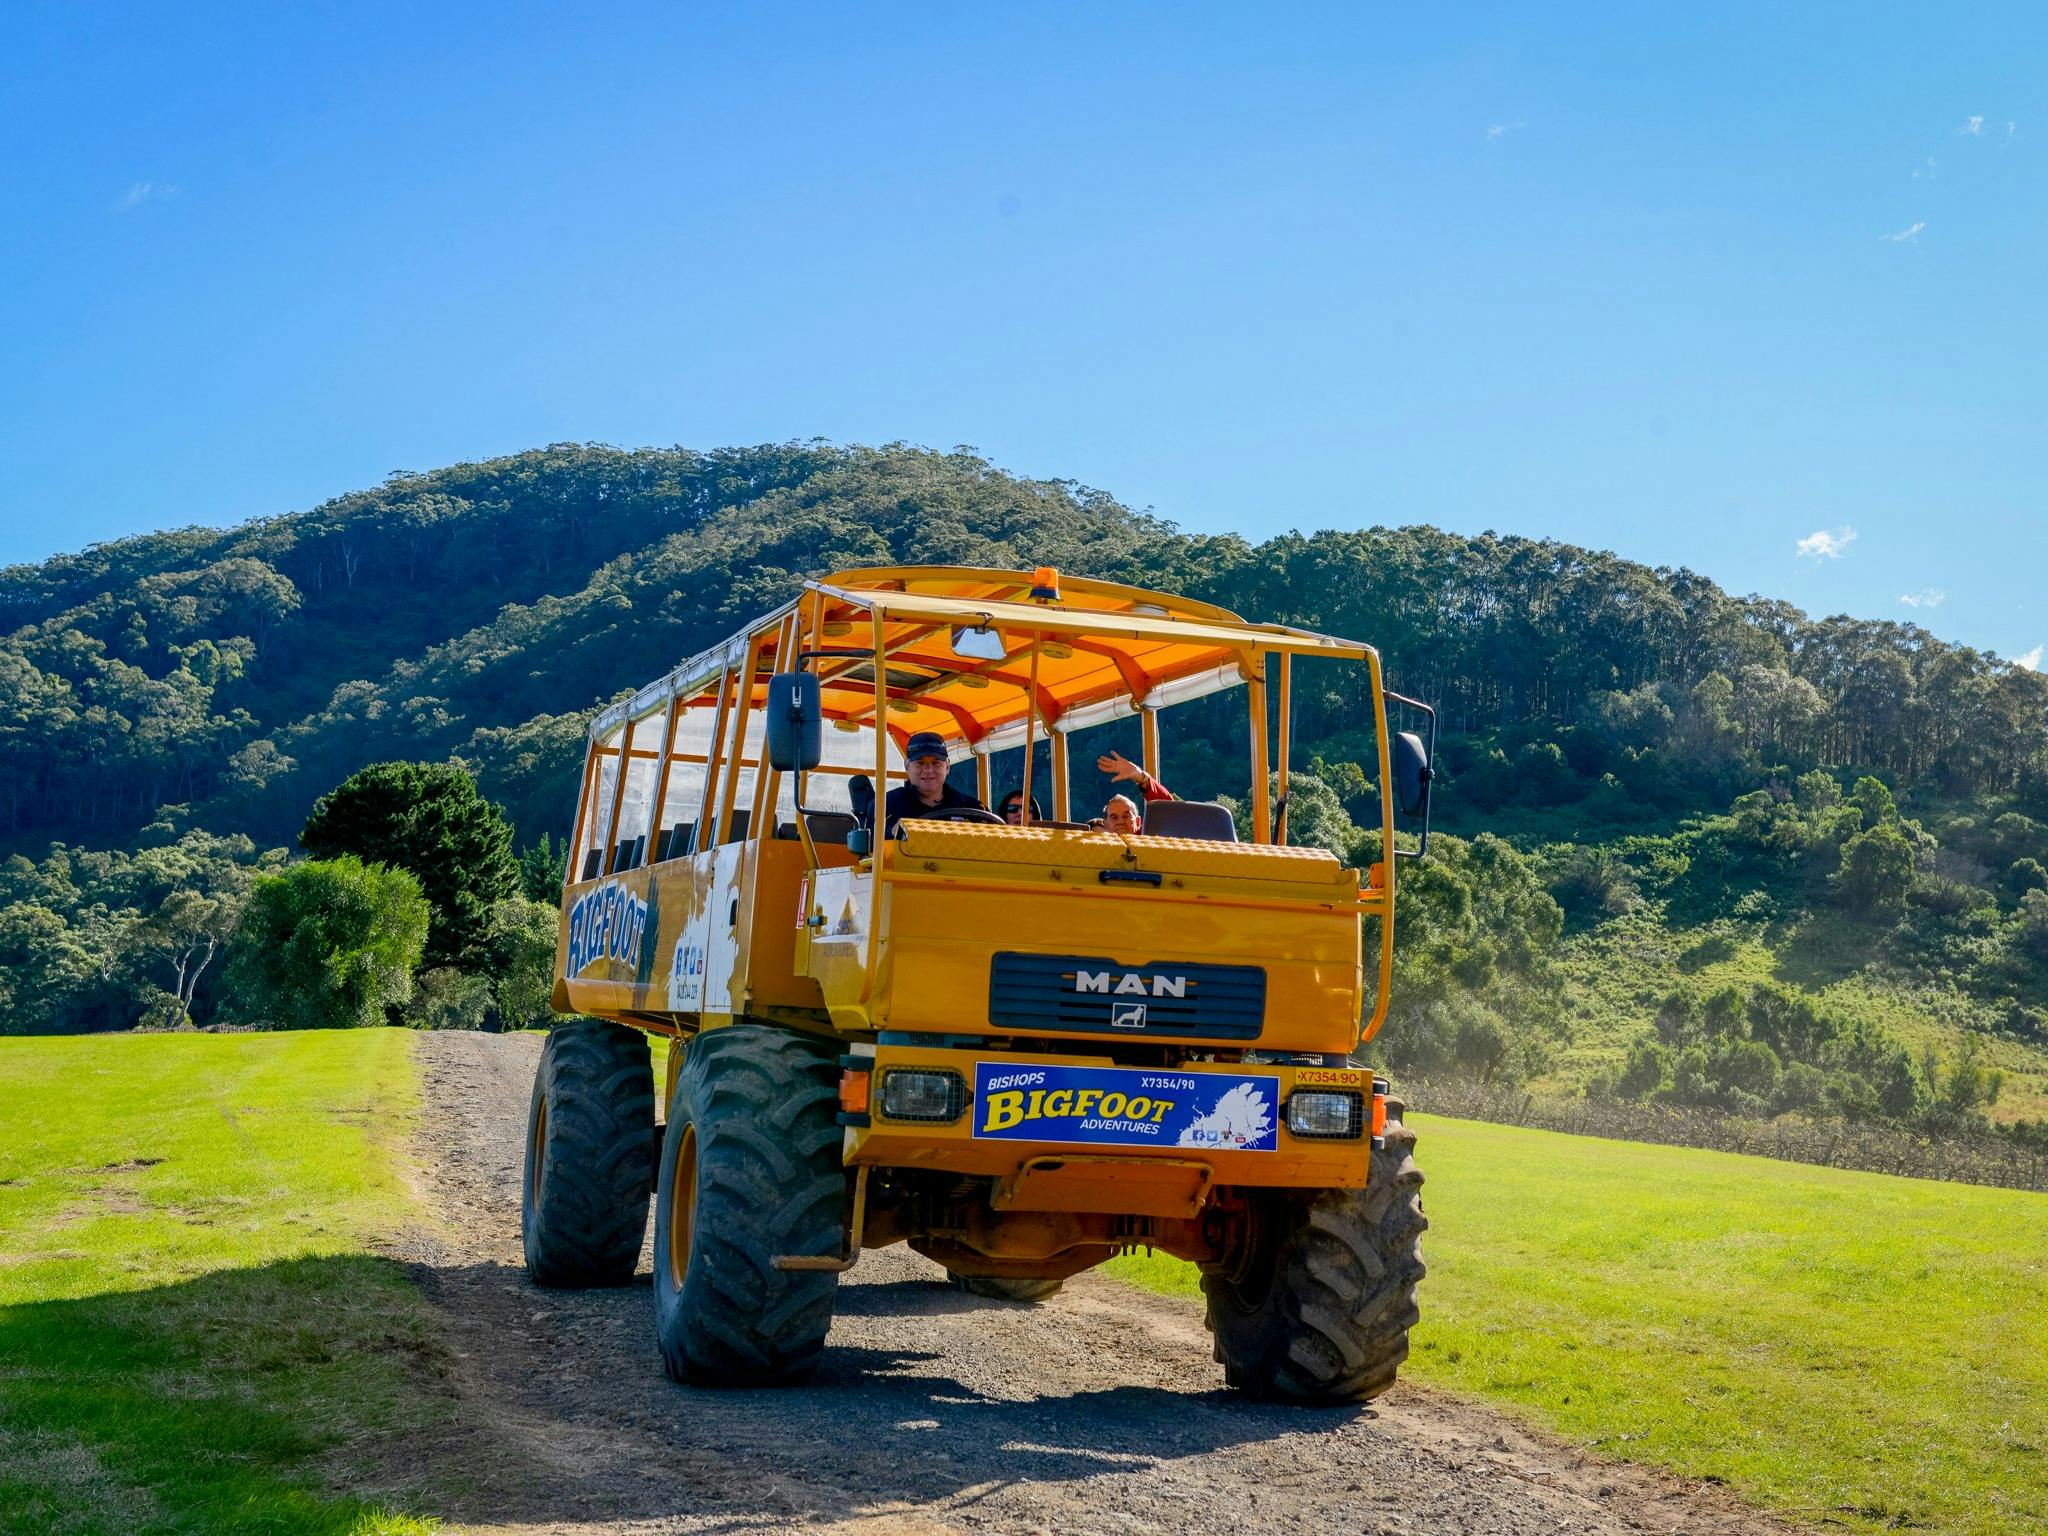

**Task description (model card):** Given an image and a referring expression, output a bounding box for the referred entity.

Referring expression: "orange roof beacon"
[524,565,1437,1401]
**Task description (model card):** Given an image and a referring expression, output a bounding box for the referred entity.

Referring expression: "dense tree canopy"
[299,760,517,968]
[1,442,2040,862]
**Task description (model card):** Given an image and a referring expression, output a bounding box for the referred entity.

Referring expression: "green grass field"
[0,1031,439,1536]
[1111,1113,2048,1535]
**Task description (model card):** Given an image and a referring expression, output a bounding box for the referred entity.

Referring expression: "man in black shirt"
[883,731,985,835]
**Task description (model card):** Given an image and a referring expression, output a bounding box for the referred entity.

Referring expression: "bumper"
[845,1044,1376,1208]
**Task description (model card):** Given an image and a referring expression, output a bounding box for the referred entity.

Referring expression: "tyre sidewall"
[520,1040,553,1265]
[651,1098,694,1377]
[652,1026,844,1386]
[1203,1117,1426,1404]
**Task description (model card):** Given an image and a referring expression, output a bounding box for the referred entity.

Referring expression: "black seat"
[659,822,694,861]
[803,811,857,845]
[580,847,603,881]
[1144,800,1238,842]
[724,810,750,845]
[847,774,876,829]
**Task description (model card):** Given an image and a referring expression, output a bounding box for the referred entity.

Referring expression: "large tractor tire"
[523,1018,656,1288]
[652,1025,845,1386]
[947,1272,1064,1303]
[1202,1106,1426,1404]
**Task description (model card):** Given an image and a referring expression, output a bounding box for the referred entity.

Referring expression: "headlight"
[878,1069,967,1123]
[1285,1089,1364,1139]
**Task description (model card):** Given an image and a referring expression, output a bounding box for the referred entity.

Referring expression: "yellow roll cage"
[569,565,1401,1044]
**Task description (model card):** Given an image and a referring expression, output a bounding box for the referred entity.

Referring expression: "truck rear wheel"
[1202,1109,1426,1404]
[947,1272,1064,1303]
[653,1025,844,1386]
[523,1018,656,1287]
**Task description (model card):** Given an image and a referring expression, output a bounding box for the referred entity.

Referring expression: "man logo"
[1110,1002,1148,1029]
[1073,970,1191,998]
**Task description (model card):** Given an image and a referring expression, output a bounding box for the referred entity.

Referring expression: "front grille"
[987,952,1266,1040]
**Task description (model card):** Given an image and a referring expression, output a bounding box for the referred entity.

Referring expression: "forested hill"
[6,443,2048,1133]
[5,441,2043,852]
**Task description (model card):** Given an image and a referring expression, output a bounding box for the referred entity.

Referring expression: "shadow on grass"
[3,1254,1365,1534]
[0,1254,437,1536]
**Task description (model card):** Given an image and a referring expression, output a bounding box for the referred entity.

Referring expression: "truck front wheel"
[1202,1109,1426,1404]
[652,1025,845,1386]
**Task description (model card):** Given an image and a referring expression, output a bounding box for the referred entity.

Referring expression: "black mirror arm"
[1384,687,1438,861]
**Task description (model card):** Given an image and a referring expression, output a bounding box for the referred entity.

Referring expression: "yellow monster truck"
[522,565,1436,1402]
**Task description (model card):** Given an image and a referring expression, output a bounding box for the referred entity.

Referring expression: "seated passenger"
[1096,749,1175,804]
[883,731,985,835]
[1101,794,1143,836]
[998,789,1044,826]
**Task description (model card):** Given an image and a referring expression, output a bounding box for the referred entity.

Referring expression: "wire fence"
[1397,1078,2048,1195]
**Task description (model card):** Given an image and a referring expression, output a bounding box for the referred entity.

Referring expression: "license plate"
[971,1063,1278,1151]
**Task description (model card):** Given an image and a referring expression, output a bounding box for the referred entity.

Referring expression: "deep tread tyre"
[1202,1109,1426,1404]
[653,1025,845,1386]
[523,1019,656,1287]
[947,1272,1063,1303]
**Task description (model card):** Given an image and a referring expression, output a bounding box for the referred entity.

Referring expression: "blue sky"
[3,3,2042,665]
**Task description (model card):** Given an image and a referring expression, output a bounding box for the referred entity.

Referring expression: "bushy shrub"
[2005,858,2048,902]
[2015,889,2048,964]
[223,857,428,1030]
[1832,824,1915,918]
[1365,831,1563,1085]
[1616,1038,1670,1098]
[486,896,562,1029]
[412,966,493,1030]
[1546,845,1640,921]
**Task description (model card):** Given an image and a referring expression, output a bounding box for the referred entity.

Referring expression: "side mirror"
[765,672,821,772]
[1393,731,1432,819]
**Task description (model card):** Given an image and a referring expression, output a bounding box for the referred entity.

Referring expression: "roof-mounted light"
[1031,566,1061,602]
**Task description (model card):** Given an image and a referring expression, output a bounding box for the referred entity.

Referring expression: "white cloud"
[1486,120,1524,141]
[1796,526,1858,560]
[1883,221,1925,243]
[1961,114,1984,136]
[1912,156,1937,179]
[2017,645,2043,672]
[2008,120,2019,139]
[117,181,179,211]
[1899,588,1947,609]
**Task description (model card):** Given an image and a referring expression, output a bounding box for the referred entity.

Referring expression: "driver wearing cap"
[883,731,985,835]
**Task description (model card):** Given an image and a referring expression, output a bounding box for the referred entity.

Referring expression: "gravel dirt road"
[380,1031,1787,1536]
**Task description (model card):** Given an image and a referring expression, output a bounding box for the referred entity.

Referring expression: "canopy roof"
[591,565,1375,756]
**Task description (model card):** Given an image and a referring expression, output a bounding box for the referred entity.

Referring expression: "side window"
[720,695,766,845]
[611,711,662,872]
[574,725,624,883]
[653,694,718,861]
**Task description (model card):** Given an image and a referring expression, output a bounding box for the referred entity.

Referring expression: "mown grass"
[1108,1113,2048,1536]
[0,1030,441,1535]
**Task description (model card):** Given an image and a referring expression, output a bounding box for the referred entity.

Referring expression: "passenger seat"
[1143,800,1238,842]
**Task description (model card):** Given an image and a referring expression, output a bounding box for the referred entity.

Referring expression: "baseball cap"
[904,730,950,763]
